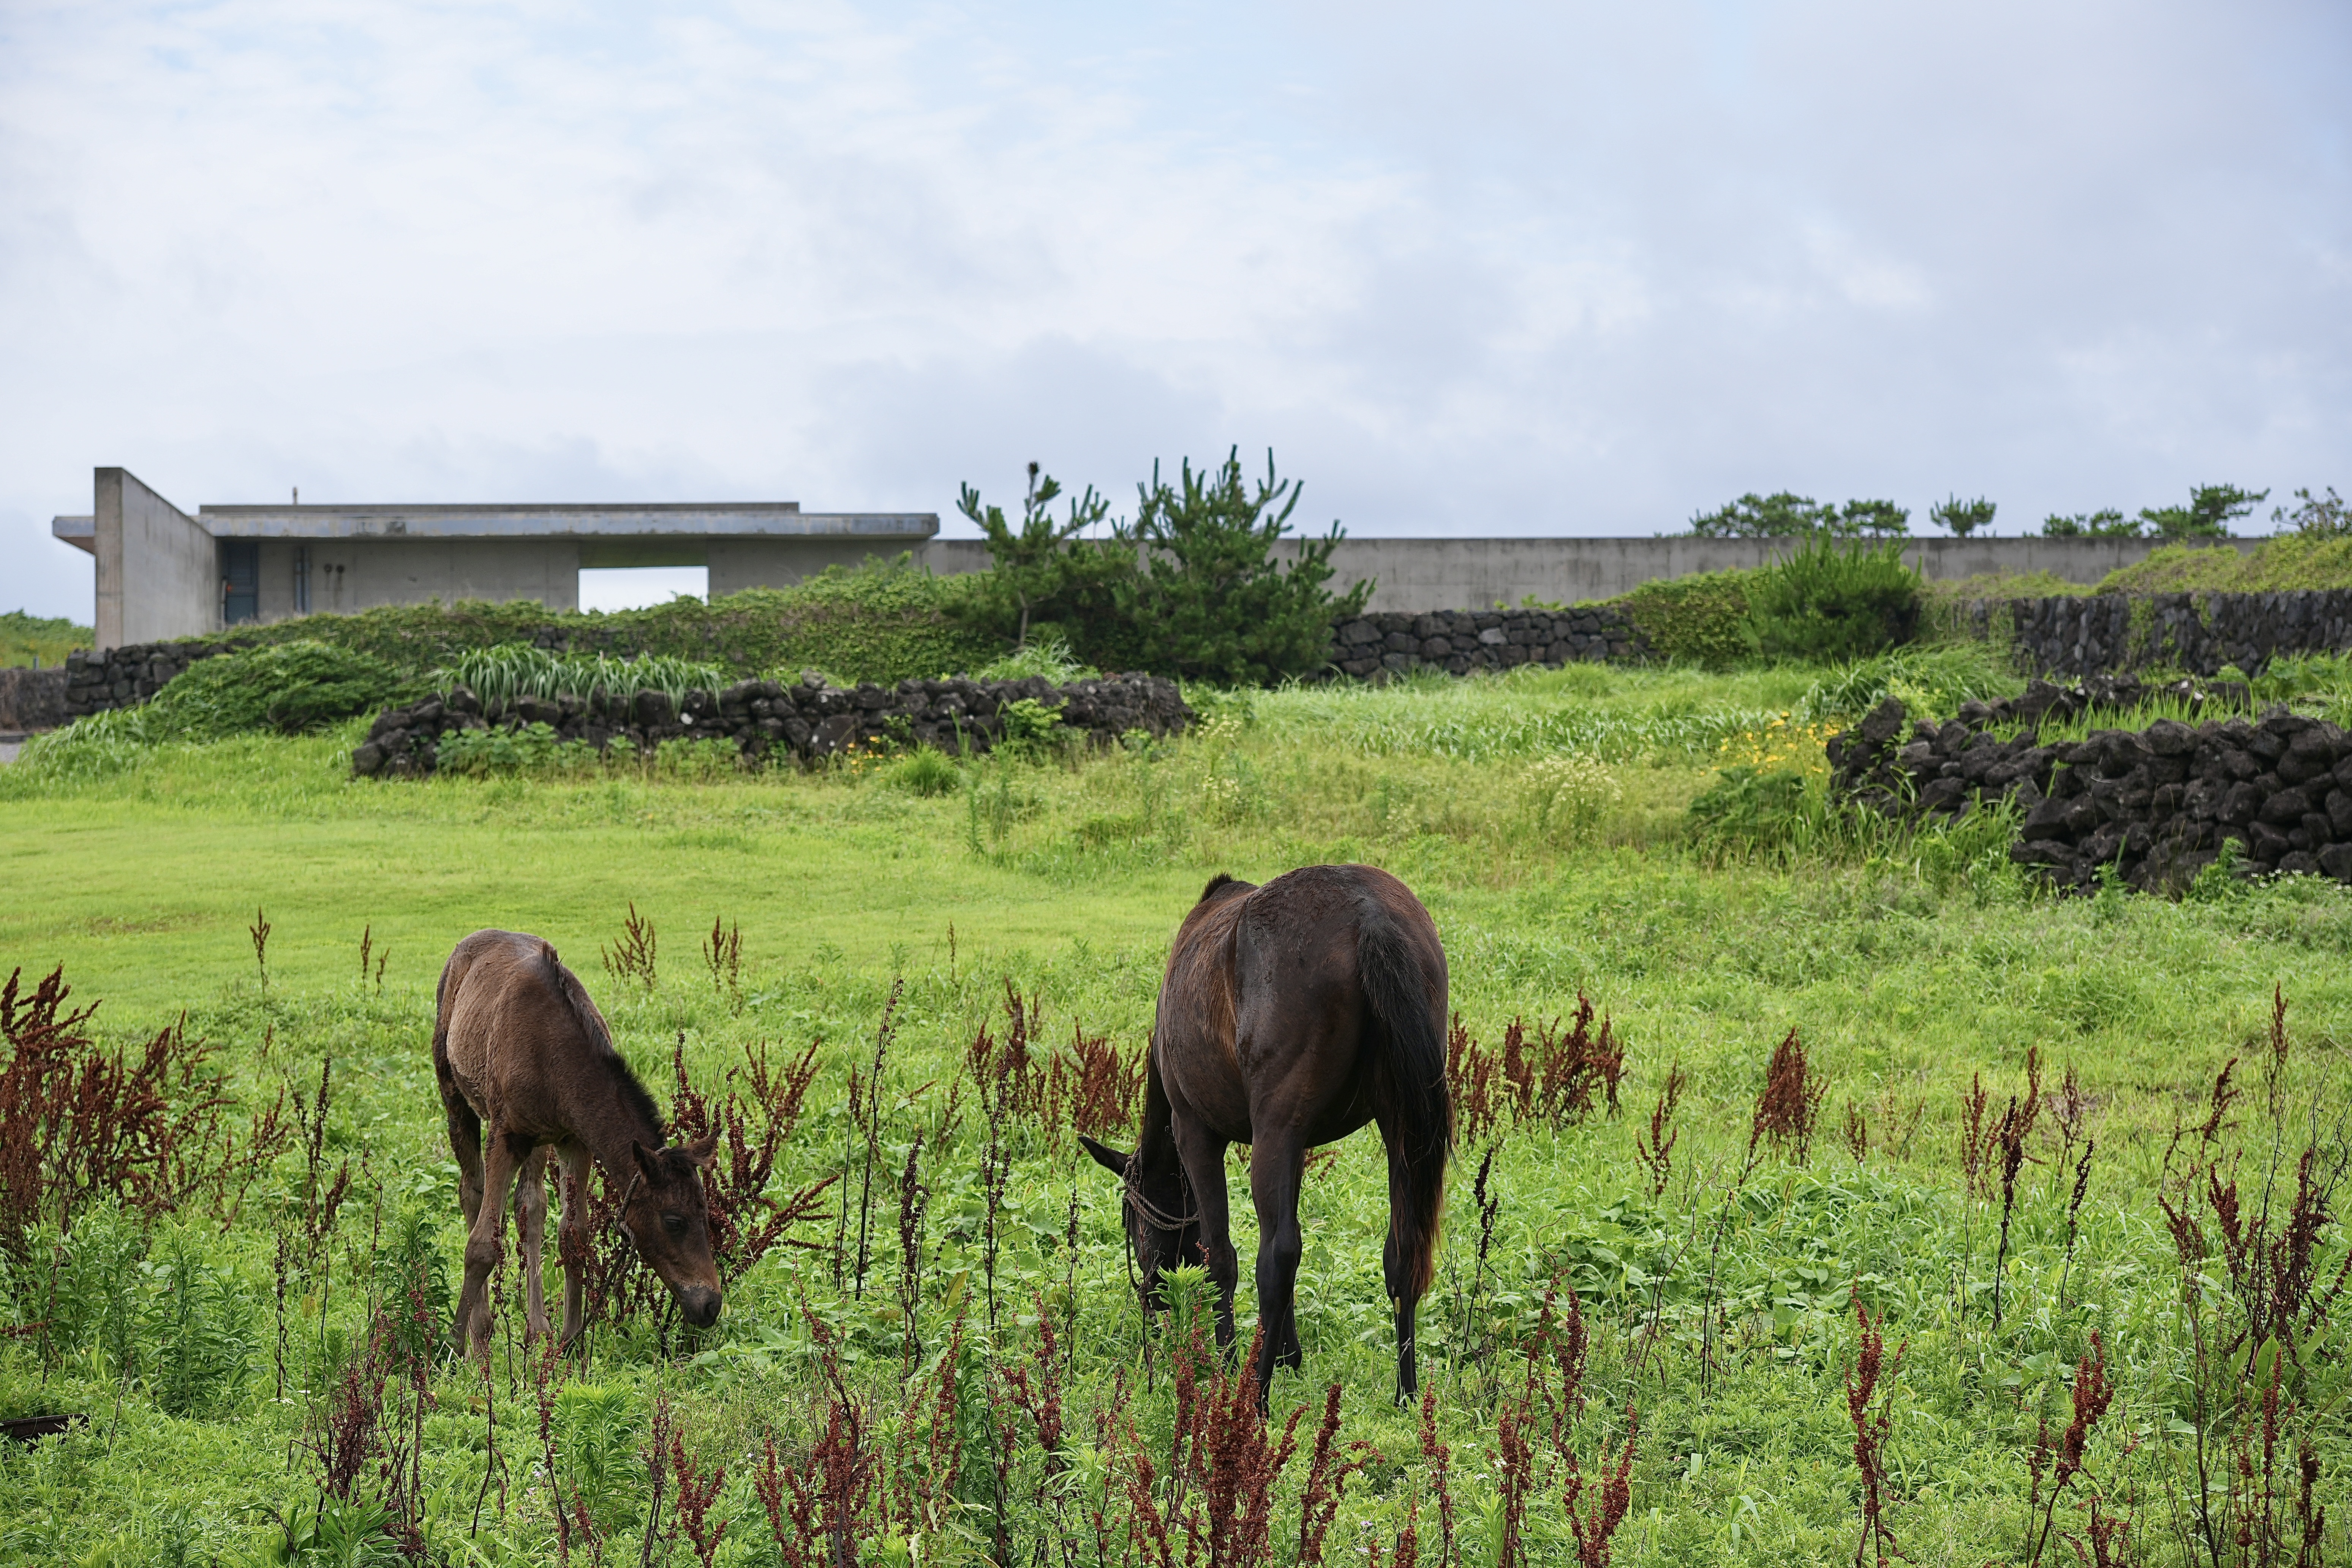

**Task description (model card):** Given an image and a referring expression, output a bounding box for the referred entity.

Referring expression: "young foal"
[1080,864,1453,1404]
[434,929,722,1355]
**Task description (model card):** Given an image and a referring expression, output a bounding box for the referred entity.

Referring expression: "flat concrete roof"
[193,502,936,541]
[52,515,95,554]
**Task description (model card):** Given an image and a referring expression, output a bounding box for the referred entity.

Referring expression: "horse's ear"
[631,1140,659,1179]
[1078,1135,1129,1177]
[681,1133,718,1168]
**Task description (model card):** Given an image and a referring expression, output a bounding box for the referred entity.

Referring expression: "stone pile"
[350,671,1192,778]
[62,642,227,718]
[1327,607,1649,679]
[1829,686,2352,891]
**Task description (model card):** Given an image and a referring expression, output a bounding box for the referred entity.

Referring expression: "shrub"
[1613,569,1755,667]
[1744,536,1921,661]
[1120,449,1372,685]
[953,466,1128,656]
[147,642,409,737]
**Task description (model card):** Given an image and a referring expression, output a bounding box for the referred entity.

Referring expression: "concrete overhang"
[192,502,939,542]
[51,515,95,555]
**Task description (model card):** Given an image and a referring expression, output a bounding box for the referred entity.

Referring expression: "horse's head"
[1079,1134,1200,1308]
[621,1135,723,1328]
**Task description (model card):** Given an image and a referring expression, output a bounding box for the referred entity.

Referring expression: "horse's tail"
[1358,903,1452,1302]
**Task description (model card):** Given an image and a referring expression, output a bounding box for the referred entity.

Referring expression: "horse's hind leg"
[1381,1138,1422,1405]
[437,1059,486,1230]
[513,1145,551,1343]
[456,1128,528,1359]
[1247,1133,1309,1398]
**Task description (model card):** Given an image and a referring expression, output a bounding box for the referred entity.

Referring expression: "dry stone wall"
[62,642,228,718]
[1326,605,1649,679]
[1947,588,2352,678]
[0,667,66,731]
[1829,678,2352,891]
[350,671,1192,778]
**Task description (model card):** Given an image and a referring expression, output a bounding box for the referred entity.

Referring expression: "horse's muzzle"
[677,1285,722,1328]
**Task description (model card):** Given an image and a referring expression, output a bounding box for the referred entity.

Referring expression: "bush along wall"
[350,671,1192,778]
[1326,605,1650,678]
[1946,587,2352,678]
[1829,680,2352,891]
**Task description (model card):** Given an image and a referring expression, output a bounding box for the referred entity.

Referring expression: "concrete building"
[51,468,939,647]
[53,465,2220,650]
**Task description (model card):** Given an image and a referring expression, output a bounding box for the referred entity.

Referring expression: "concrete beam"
[197,501,937,542]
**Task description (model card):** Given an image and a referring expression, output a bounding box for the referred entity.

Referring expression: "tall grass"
[437,648,730,707]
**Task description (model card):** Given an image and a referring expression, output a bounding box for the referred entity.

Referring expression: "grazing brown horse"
[434,929,722,1355]
[1080,864,1452,1404]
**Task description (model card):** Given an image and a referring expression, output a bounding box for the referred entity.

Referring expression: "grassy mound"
[2095,535,2352,594]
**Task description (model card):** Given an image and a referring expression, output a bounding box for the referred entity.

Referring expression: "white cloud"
[1,0,2346,620]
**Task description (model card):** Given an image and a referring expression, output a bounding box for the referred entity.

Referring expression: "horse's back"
[1159,865,1445,1140]
[435,929,603,1119]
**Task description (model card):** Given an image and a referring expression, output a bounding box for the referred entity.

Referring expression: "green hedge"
[1611,569,1756,667]
[174,556,999,686]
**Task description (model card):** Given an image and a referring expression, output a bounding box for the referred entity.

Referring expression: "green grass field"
[0,664,2346,1566]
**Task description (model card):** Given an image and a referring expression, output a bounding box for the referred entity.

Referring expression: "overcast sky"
[4,0,2347,621]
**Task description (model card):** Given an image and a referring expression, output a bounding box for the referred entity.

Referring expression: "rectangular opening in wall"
[578,566,708,612]
[221,541,259,625]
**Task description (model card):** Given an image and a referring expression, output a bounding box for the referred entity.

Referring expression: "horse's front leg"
[1248,1133,1308,1400]
[455,1129,527,1359]
[1170,1116,1236,1352]
[512,1145,551,1343]
[554,1143,594,1353]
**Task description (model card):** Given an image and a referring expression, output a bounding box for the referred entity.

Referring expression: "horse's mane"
[1197,872,1252,905]
[542,941,666,1141]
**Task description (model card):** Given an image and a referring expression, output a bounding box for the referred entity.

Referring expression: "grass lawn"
[0,663,2346,1566]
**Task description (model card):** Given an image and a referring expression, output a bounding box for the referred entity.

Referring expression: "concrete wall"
[95,469,218,646]
[255,537,582,620]
[708,539,931,596]
[917,535,2245,611]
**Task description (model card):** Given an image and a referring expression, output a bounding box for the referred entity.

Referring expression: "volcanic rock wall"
[1829,680,2352,890]
[350,671,1192,778]
[0,667,67,731]
[61,643,228,718]
[1946,589,2352,679]
[1326,606,1649,678]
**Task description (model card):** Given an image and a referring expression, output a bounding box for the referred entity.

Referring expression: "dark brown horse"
[1080,864,1452,1403]
[434,929,722,1355]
